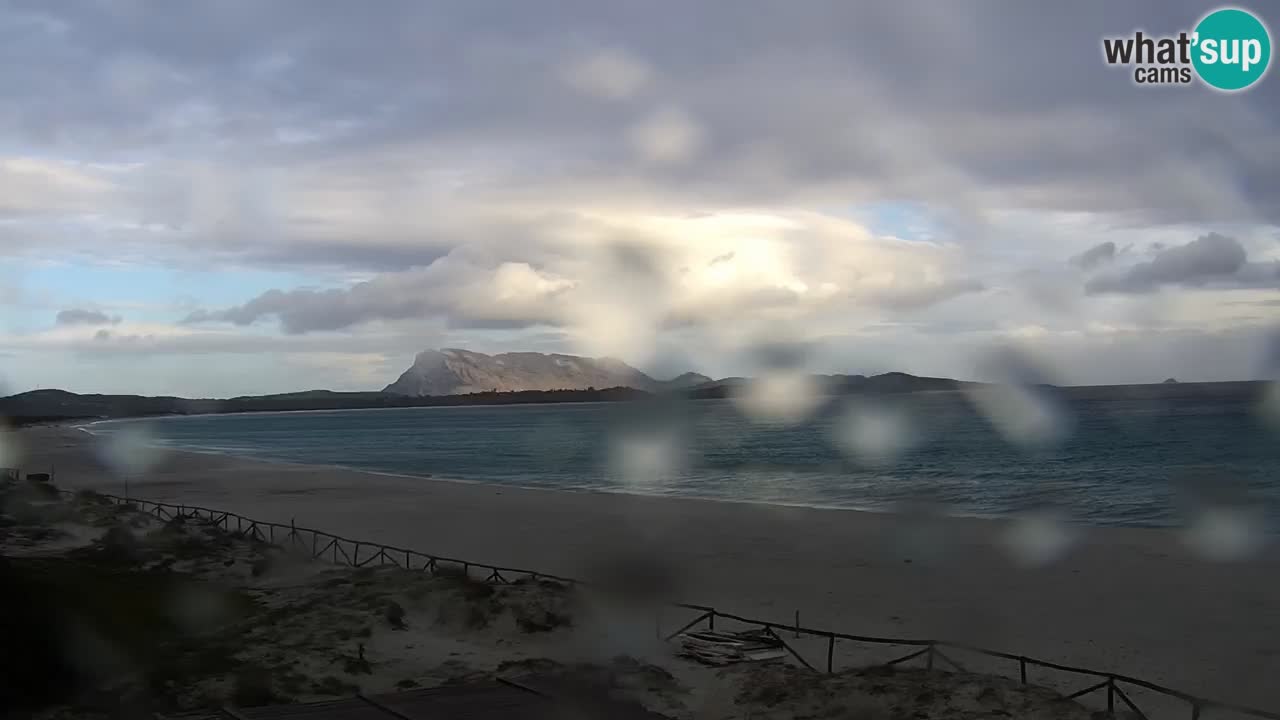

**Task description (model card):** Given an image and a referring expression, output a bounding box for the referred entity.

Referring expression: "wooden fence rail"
[50,486,1280,720]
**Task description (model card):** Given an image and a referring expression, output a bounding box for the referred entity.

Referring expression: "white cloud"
[0,157,118,220]
[562,48,652,101]
[182,206,984,361]
[628,107,703,165]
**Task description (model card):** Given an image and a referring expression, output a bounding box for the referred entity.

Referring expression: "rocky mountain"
[382,348,712,396]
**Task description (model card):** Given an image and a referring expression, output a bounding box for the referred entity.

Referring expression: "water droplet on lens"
[731,370,825,425]
[891,498,952,565]
[831,400,918,466]
[1175,472,1266,562]
[0,428,21,470]
[168,585,231,632]
[610,430,681,487]
[969,384,1068,449]
[1003,512,1075,568]
[608,396,688,488]
[1184,505,1265,562]
[96,424,166,478]
[967,346,1071,449]
[1258,381,1280,431]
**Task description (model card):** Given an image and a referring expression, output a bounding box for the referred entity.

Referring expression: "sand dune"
[2,475,1120,719]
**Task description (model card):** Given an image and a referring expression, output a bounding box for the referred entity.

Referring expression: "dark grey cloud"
[181,249,569,334]
[4,0,1277,234]
[1071,241,1117,270]
[55,308,120,326]
[184,286,432,334]
[1086,233,1280,294]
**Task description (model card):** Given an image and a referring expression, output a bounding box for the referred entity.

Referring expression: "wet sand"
[12,424,1280,714]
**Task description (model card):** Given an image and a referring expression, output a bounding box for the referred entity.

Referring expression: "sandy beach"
[12,424,1280,715]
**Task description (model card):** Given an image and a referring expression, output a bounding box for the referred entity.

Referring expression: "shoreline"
[74,396,650,426]
[75,419,979,525]
[13,423,1280,711]
[71,417,981,523]
[70,415,1190,531]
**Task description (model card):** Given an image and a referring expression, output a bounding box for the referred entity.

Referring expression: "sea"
[84,386,1280,529]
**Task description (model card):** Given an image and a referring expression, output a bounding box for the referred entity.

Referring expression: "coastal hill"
[0,387,649,425]
[383,348,711,396]
[686,371,973,399]
[0,371,967,424]
[1,345,1267,424]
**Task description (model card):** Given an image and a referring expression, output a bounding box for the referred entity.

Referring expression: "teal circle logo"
[1192,7,1271,91]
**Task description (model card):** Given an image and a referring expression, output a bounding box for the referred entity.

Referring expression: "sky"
[2,0,1279,397]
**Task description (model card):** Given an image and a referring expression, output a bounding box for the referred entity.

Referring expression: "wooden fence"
[46,486,1280,720]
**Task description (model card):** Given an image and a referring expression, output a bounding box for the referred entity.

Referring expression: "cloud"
[1071,241,1117,270]
[2,319,422,359]
[4,3,1276,245]
[628,106,703,165]
[183,209,983,346]
[1086,233,1279,294]
[561,48,652,101]
[2,2,1280,393]
[55,308,121,326]
[0,157,118,223]
[185,287,427,333]
[184,253,573,334]
[871,278,986,311]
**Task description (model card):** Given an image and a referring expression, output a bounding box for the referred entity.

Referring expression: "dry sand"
[11,424,1280,716]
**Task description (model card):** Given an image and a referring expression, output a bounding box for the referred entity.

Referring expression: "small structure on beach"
[676,629,788,666]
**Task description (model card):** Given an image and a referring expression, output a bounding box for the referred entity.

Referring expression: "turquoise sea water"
[88,389,1280,528]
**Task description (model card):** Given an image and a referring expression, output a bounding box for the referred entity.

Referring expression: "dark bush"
[231,666,280,708]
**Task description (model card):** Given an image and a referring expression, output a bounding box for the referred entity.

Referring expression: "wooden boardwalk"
[160,678,673,720]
